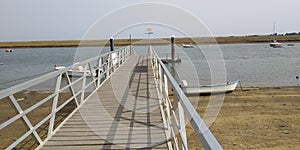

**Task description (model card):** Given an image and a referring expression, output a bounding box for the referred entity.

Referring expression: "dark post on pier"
[161,35,181,63]
[110,37,114,52]
[171,35,175,61]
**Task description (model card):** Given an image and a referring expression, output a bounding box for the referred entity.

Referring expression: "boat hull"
[270,42,282,48]
[182,44,194,48]
[182,80,239,95]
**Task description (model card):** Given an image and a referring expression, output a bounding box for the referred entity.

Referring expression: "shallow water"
[144,43,300,87]
[0,43,299,90]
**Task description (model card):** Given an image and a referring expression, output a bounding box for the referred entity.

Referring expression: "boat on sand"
[181,80,239,95]
[54,65,101,77]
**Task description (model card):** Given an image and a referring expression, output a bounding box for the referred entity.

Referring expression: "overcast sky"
[1,0,299,41]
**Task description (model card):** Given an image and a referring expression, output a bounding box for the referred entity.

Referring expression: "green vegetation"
[0,35,300,48]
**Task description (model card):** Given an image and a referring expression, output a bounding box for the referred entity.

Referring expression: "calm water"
[0,43,299,90]
[151,43,300,87]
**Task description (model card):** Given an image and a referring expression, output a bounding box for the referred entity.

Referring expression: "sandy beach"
[187,87,300,150]
[0,87,300,149]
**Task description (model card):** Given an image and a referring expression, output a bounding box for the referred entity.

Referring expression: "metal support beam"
[110,37,114,52]
[48,74,62,136]
[9,95,42,144]
[80,64,88,104]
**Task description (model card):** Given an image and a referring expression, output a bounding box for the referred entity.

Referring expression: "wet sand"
[0,87,300,149]
[0,91,76,149]
[187,87,300,150]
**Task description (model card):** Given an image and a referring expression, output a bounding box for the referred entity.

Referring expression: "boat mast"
[272,22,276,42]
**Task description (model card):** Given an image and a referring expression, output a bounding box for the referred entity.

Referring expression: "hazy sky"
[1,0,299,41]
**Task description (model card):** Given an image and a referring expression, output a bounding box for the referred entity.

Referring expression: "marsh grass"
[1,35,299,48]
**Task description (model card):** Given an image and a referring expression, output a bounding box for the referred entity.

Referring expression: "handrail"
[150,46,222,150]
[0,46,134,149]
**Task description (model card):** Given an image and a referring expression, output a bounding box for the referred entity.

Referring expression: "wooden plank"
[42,55,168,149]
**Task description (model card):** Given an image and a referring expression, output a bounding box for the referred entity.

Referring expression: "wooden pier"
[41,55,168,149]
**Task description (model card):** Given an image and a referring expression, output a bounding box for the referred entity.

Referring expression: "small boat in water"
[269,40,283,48]
[54,64,100,77]
[287,43,294,46]
[269,23,282,48]
[181,80,239,95]
[5,48,13,52]
[182,44,194,48]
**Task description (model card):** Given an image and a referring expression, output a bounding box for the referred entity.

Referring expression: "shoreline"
[1,35,300,48]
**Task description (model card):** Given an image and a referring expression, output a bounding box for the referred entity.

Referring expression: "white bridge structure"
[0,46,222,150]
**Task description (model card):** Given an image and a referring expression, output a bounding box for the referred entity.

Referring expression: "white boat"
[269,23,282,48]
[181,80,239,95]
[182,44,194,48]
[54,65,98,77]
[270,40,282,48]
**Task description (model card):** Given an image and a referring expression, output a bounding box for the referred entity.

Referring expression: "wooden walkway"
[42,55,168,149]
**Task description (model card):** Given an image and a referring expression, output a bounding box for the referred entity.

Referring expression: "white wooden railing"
[150,46,222,150]
[0,46,134,149]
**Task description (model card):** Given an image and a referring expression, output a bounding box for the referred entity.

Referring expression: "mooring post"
[110,37,114,52]
[171,35,175,60]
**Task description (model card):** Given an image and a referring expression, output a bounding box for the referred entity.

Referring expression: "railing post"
[97,57,102,87]
[126,47,129,59]
[123,48,125,63]
[128,47,130,57]
[163,73,172,145]
[118,50,121,67]
[124,48,127,60]
[159,64,163,93]
[129,46,132,56]
[107,54,110,77]
[155,58,159,79]
[120,49,123,64]
[48,74,62,136]
[122,48,125,63]
[88,62,97,88]
[80,64,88,103]
[178,100,188,150]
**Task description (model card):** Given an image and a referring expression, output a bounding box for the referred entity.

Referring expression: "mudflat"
[0,87,299,149]
[0,91,76,149]
[187,87,300,150]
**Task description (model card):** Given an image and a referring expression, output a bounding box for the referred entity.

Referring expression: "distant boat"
[269,40,283,48]
[182,44,194,48]
[181,80,239,95]
[270,23,282,48]
[287,43,294,46]
[5,48,13,52]
[54,64,102,77]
